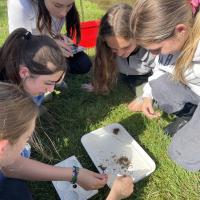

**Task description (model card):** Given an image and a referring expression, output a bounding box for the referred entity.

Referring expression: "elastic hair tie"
[24,31,32,40]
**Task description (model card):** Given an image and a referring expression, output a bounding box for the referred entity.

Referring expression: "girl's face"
[144,37,186,55]
[0,119,35,168]
[19,63,65,96]
[143,24,188,55]
[105,36,137,58]
[44,0,74,19]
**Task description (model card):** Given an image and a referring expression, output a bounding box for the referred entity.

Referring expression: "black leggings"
[0,178,33,200]
[68,51,92,74]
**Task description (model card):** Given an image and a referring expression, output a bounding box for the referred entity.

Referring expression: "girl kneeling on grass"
[8,0,92,76]
[83,3,155,101]
[0,29,108,198]
[86,3,154,95]
[0,83,133,199]
[130,0,200,171]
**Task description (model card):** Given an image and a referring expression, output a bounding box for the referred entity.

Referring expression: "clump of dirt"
[113,128,120,135]
[98,164,107,173]
[117,156,131,168]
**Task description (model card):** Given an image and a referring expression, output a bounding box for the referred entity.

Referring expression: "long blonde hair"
[0,82,38,144]
[93,3,133,94]
[130,0,200,84]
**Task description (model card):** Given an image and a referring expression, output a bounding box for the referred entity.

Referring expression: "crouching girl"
[0,82,107,199]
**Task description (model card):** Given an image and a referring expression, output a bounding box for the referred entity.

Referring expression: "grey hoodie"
[143,42,200,98]
[116,48,155,76]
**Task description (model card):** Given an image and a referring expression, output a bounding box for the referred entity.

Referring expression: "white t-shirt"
[7,0,64,35]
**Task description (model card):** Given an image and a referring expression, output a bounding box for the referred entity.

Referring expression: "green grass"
[1,0,200,200]
[0,0,8,45]
[76,0,104,21]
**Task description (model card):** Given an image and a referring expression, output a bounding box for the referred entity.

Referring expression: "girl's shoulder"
[8,0,35,17]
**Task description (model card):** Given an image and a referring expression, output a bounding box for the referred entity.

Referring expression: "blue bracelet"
[71,166,79,188]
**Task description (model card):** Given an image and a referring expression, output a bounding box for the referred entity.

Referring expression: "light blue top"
[32,94,45,106]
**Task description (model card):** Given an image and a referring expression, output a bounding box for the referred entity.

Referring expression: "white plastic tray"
[81,123,156,188]
[52,156,98,200]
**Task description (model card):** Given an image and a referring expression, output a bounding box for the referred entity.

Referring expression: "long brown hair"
[93,3,133,94]
[130,0,200,84]
[0,28,67,85]
[0,82,38,144]
[34,0,81,43]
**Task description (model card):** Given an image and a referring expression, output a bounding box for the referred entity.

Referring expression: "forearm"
[106,191,120,200]
[2,156,73,181]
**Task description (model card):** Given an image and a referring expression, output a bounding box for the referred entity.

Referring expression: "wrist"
[106,190,121,200]
[70,166,79,187]
[143,97,152,103]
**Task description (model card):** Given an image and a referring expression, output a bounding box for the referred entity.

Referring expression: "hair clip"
[24,31,32,40]
[190,0,200,14]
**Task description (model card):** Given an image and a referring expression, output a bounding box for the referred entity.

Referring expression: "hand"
[128,98,143,112]
[107,176,134,200]
[55,35,73,58]
[141,97,160,119]
[77,168,108,190]
[81,83,94,92]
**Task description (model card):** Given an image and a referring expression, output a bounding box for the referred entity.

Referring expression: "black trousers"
[0,178,33,200]
[120,71,152,96]
[68,51,92,74]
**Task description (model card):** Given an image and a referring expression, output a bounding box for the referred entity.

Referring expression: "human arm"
[141,97,160,119]
[106,176,134,200]
[185,48,200,97]
[7,0,35,33]
[128,56,163,117]
[2,156,107,190]
[54,34,74,58]
[81,83,95,92]
[128,95,160,118]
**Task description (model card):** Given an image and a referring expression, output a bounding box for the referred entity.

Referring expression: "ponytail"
[0,28,27,83]
[0,28,67,84]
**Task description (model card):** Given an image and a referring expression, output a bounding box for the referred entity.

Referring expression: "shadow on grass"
[118,115,155,200]
[31,71,169,199]
[119,113,159,160]
[160,112,175,124]
[31,73,136,199]
[120,114,147,138]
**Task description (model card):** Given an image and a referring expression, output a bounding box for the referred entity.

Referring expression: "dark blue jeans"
[0,178,33,200]
[68,51,92,74]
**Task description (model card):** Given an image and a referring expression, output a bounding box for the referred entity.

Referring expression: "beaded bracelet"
[71,166,79,188]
